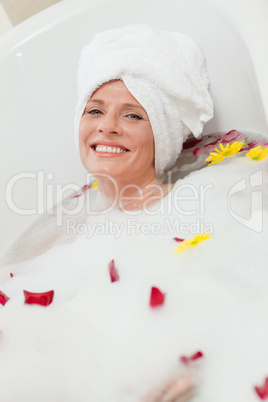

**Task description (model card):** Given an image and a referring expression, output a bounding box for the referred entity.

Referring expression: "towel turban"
[75,24,214,178]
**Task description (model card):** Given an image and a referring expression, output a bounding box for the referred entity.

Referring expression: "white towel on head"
[75,24,214,178]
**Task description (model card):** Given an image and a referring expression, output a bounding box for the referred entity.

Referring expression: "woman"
[75,24,213,199]
[1,25,268,402]
[3,24,213,262]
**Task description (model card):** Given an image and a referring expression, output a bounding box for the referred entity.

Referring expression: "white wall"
[0,2,12,35]
[209,0,268,125]
[0,0,60,34]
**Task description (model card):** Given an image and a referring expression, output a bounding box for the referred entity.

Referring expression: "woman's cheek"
[79,119,88,142]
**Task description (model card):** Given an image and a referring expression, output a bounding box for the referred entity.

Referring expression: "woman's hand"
[141,370,195,402]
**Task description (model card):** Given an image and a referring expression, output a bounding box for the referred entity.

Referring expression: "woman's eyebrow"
[87,99,146,112]
[87,99,104,104]
[123,102,145,111]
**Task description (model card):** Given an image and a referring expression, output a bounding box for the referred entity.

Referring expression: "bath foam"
[0,144,268,401]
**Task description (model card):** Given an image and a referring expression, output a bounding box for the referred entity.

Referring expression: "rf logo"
[227,170,263,232]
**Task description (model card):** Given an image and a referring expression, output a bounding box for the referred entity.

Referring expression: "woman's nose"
[97,112,122,135]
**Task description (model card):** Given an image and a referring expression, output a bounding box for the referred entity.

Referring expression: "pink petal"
[150,287,165,307]
[255,378,268,400]
[0,291,9,306]
[174,237,184,242]
[109,260,119,283]
[180,351,204,364]
[72,194,82,198]
[24,290,54,306]
[82,184,90,192]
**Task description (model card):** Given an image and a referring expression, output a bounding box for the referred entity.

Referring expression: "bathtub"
[0,0,267,254]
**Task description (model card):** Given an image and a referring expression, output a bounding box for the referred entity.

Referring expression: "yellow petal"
[174,233,211,254]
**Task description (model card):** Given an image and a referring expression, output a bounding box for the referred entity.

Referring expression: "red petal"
[255,378,268,400]
[193,130,244,157]
[183,138,202,150]
[0,291,9,306]
[205,140,219,147]
[150,286,165,307]
[194,141,218,156]
[194,140,219,156]
[24,290,54,306]
[180,351,204,364]
[109,260,119,283]
[240,141,268,153]
[248,141,258,148]
[72,194,82,198]
[219,129,243,143]
[239,146,251,152]
[82,184,90,192]
[240,141,258,152]
[174,237,184,242]
[10,273,14,278]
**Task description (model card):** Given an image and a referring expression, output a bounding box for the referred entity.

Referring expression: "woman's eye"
[87,109,102,115]
[127,114,142,120]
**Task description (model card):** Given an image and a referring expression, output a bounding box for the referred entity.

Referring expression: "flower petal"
[82,184,90,192]
[150,286,165,307]
[254,377,268,400]
[183,138,202,149]
[180,351,204,364]
[174,233,211,254]
[109,260,119,283]
[246,145,268,161]
[206,141,245,165]
[24,290,54,306]
[0,291,9,306]
[219,129,244,143]
[174,237,184,242]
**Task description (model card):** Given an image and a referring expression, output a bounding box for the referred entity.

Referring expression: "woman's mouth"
[91,144,129,154]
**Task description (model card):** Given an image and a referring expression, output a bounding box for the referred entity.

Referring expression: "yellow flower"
[174,233,211,254]
[92,181,98,188]
[206,141,245,165]
[246,145,268,161]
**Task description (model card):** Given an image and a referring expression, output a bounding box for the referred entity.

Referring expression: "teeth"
[94,145,127,153]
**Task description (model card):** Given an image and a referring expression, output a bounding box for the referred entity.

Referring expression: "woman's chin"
[85,165,126,181]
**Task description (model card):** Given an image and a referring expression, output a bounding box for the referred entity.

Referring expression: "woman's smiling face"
[79,80,156,185]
